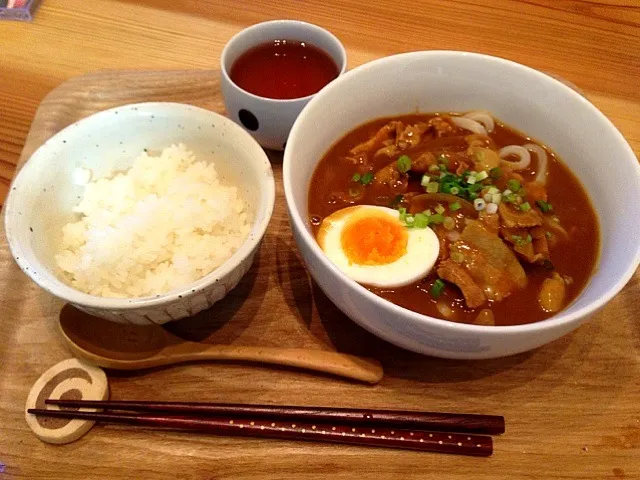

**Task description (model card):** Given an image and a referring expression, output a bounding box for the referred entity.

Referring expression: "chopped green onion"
[486,202,498,214]
[483,193,493,203]
[430,279,446,299]
[426,182,440,193]
[488,186,500,195]
[437,153,448,165]
[429,213,445,224]
[428,164,440,173]
[439,164,448,172]
[351,173,361,182]
[507,179,521,192]
[414,212,429,228]
[466,175,477,185]
[348,187,361,197]
[361,171,374,185]
[420,175,430,187]
[450,202,461,212]
[503,189,513,196]
[474,198,486,211]
[449,186,460,195]
[492,193,502,204]
[490,167,503,179]
[545,231,552,239]
[389,194,404,207]
[503,193,517,203]
[536,200,553,213]
[398,207,407,222]
[450,252,465,264]
[397,155,412,173]
[435,204,445,215]
[512,234,532,246]
[405,215,415,226]
[519,202,531,212]
[423,209,433,217]
[443,216,456,230]
[476,171,489,181]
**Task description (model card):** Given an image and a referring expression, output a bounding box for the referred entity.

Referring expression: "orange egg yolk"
[340,212,408,265]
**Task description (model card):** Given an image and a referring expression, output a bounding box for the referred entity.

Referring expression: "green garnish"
[397,155,412,173]
[428,164,440,173]
[389,194,404,208]
[421,175,430,187]
[536,200,553,213]
[361,171,374,185]
[430,279,446,299]
[449,186,460,195]
[435,204,445,215]
[450,251,465,264]
[351,173,361,182]
[443,216,455,230]
[519,202,531,212]
[398,207,407,222]
[511,234,533,247]
[507,179,521,192]
[429,213,445,224]
[413,213,429,228]
[437,153,448,166]
[503,193,517,203]
[489,167,503,179]
[348,187,361,197]
[426,182,440,193]
[450,202,461,212]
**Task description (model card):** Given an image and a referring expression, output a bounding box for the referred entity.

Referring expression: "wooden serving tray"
[1,70,638,480]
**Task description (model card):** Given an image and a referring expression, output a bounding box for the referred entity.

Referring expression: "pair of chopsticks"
[29,400,504,456]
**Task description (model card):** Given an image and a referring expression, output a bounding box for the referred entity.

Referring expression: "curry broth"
[308,113,600,326]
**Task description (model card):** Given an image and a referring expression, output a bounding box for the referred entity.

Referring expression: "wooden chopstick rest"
[25,358,109,444]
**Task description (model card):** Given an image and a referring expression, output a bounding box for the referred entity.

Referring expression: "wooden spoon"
[57,308,383,384]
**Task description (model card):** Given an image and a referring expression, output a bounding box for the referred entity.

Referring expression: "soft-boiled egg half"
[316,205,440,288]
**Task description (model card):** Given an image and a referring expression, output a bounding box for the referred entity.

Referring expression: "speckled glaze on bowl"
[283,51,640,359]
[4,102,275,325]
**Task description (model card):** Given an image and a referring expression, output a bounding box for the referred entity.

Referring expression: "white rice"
[55,144,251,298]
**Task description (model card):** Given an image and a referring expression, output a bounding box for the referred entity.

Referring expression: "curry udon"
[308,112,599,326]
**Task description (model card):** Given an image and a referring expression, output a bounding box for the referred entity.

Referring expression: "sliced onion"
[523,143,548,184]
[446,231,461,242]
[437,301,454,319]
[499,145,531,170]
[463,110,495,133]
[450,116,487,135]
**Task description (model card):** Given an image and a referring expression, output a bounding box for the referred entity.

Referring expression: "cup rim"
[220,19,348,104]
[283,50,640,335]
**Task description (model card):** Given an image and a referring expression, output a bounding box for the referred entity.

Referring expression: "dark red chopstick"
[27,408,493,456]
[44,399,504,435]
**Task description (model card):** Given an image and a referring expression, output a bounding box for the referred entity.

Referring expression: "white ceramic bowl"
[221,20,347,151]
[5,102,275,325]
[283,51,640,359]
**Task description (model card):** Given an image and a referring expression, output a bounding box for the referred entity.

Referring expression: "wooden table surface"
[1,1,639,479]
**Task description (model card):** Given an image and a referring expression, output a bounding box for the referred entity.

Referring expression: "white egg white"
[317,205,440,288]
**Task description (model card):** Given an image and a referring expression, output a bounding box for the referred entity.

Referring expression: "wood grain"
[1,0,639,204]
[0,69,638,480]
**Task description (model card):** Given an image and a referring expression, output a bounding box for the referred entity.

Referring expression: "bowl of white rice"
[4,102,275,324]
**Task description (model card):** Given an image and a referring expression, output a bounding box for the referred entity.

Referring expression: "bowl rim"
[283,49,640,335]
[4,101,276,310]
